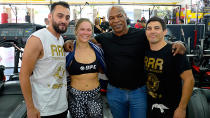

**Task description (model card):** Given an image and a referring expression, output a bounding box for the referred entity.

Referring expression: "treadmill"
[0,81,26,118]
[0,23,44,118]
[62,24,76,42]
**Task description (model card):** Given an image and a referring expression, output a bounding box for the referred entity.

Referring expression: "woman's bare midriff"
[70,73,99,91]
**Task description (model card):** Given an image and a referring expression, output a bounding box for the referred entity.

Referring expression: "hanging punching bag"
[1,13,8,24]
[25,12,31,23]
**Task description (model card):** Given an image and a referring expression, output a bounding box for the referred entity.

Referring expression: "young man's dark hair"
[146,16,166,31]
[50,1,70,12]
[126,18,131,25]
[179,19,184,24]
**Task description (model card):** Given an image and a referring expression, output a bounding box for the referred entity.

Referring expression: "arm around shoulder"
[91,37,99,45]
[64,40,74,52]
[170,41,186,56]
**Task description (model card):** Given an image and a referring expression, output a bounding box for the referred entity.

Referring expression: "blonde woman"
[66,18,106,118]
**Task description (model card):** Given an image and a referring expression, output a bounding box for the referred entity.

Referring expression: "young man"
[100,16,109,32]
[179,19,184,24]
[145,16,194,118]
[134,19,143,29]
[44,18,49,27]
[64,6,186,118]
[19,1,70,118]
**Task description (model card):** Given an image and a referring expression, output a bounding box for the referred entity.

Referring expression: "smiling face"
[108,6,128,36]
[75,21,93,43]
[146,21,167,44]
[49,5,70,34]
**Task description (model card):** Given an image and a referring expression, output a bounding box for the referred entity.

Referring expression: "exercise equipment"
[0,23,44,48]
[187,88,210,118]
[187,39,210,65]
[166,25,210,117]
[166,24,210,67]
[1,13,8,24]
[0,81,26,118]
[166,24,205,45]
[62,24,76,42]
[0,65,6,82]
[0,23,44,73]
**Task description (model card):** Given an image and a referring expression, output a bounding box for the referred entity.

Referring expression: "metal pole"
[15,7,17,23]
[80,5,81,18]
[178,5,181,22]
[9,4,18,23]
[14,49,20,73]
[196,0,199,24]
[149,8,151,18]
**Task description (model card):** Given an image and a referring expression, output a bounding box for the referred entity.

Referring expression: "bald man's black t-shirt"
[95,28,148,89]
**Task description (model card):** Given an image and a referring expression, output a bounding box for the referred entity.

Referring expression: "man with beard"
[19,1,70,118]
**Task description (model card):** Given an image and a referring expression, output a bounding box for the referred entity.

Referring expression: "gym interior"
[0,0,210,118]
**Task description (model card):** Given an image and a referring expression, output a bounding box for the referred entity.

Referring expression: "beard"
[52,19,67,34]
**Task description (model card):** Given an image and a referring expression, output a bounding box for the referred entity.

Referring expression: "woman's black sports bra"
[68,57,100,75]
